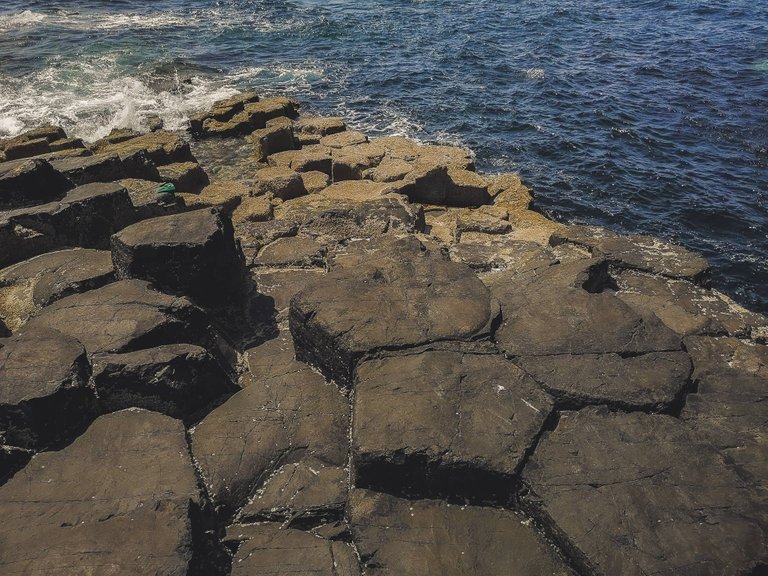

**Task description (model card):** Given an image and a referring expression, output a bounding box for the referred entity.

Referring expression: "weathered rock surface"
[252,124,295,161]
[26,279,209,355]
[91,343,234,418]
[348,489,573,576]
[97,130,195,166]
[0,248,115,331]
[254,236,327,268]
[0,409,204,575]
[523,406,768,576]
[550,224,711,284]
[0,182,135,268]
[0,326,94,449]
[0,158,72,209]
[354,351,553,501]
[253,166,306,200]
[49,153,126,186]
[111,208,244,306]
[157,161,209,193]
[682,336,768,485]
[226,523,360,576]
[190,336,349,514]
[290,237,495,385]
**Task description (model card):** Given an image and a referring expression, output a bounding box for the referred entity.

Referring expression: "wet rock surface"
[0,100,765,576]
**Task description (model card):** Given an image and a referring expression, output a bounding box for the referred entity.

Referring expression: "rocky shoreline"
[0,92,766,575]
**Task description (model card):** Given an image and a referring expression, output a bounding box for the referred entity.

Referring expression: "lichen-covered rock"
[49,153,127,186]
[0,326,95,449]
[96,130,195,166]
[354,351,553,501]
[253,167,306,200]
[0,409,204,575]
[268,148,333,175]
[157,161,209,193]
[523,407,768,576]
[299,170,330,193]
[348,489,573,576]
[111,208,244,305]
[231,195,273,224]
[289,237,495,385]
[252,124,295,162]
[0,248,115,331]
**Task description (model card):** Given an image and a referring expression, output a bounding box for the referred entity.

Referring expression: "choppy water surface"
[1,0,766,312]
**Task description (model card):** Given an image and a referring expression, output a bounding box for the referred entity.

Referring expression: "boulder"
[523,407,768,576]
[189,91,260,133]
[190,180,251,213]
[289,237,495,385]
[320,130,368,149]
[363,157,412,183]
[0,248,115,331]
[405,164,490,207]
[550,225,711,284]
[0,409,205,575]
[242,97,299,127]
[231,195,273,224]
[48,137,86,152]
[348,489,573,576]
[118,178,185,218]
[3,137,51,161]
[26,279,209,355]
[91,343,234,418]
[226,523,360,576]
[111,208,244,306]
[0,158,72,209]
[353,351,553,502]
[50,153,126,186]
[157,161,209,193]
[252,124,295,162]
[319,180,395,201]
[190,336,349,514]
[0,326,95,449]
[201,112,255,137]
[489,172,533,211]
[295,116,346,145]
[332,146,384,181]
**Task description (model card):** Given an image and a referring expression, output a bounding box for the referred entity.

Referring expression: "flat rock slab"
[0,409,203,576]
[227,523,360,576]
[0,248,114,331]
[354,351,553,502]
[289,237,495,386]
[91,343,234,419]
[97,130,195,166]
[489,259,682,357]
[237,459,348,524]
[26,279,209,355]
[523,407,768,576]
[682,336,768,485]
[111,208,244,306]
[0,158,72,209]
[49,153,126,186]
[0,326,94,449]
[517,351,692,411]
[348,489,573,576]
[274,195,425,245]
[190,336,349,514]
[550,225,710,284]
[254,236,327,268]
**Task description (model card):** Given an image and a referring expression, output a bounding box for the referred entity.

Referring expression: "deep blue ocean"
[1,0,766,313]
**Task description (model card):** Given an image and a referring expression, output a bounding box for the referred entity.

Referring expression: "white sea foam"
[525,68,546,80]
[0,9,47,31]
[0,54,242,141]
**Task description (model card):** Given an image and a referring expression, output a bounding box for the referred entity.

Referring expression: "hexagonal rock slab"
[0,409,204,576]
[522,406,768,576]
[26,279,209,355]
[226,523,361,576]
[91,343,235,419]
[190,336,349,514]
[488,259,689,410]
[550,225,711,285]
[0,248,115,331]
[0,326,95,449]
[289,237,496,386]
[682,336,768,484]
[111,208,244,306]
[348,489,574,576]
[353,351,553,502]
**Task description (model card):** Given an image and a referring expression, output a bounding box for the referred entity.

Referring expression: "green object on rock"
[157,183,176,194]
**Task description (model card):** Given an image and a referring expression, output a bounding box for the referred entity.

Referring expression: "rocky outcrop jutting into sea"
[0,92,766,576]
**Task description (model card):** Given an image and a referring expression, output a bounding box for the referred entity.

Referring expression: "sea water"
[1,0,766,312]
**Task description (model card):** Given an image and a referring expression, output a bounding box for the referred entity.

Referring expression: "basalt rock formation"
[0,94,765,576]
